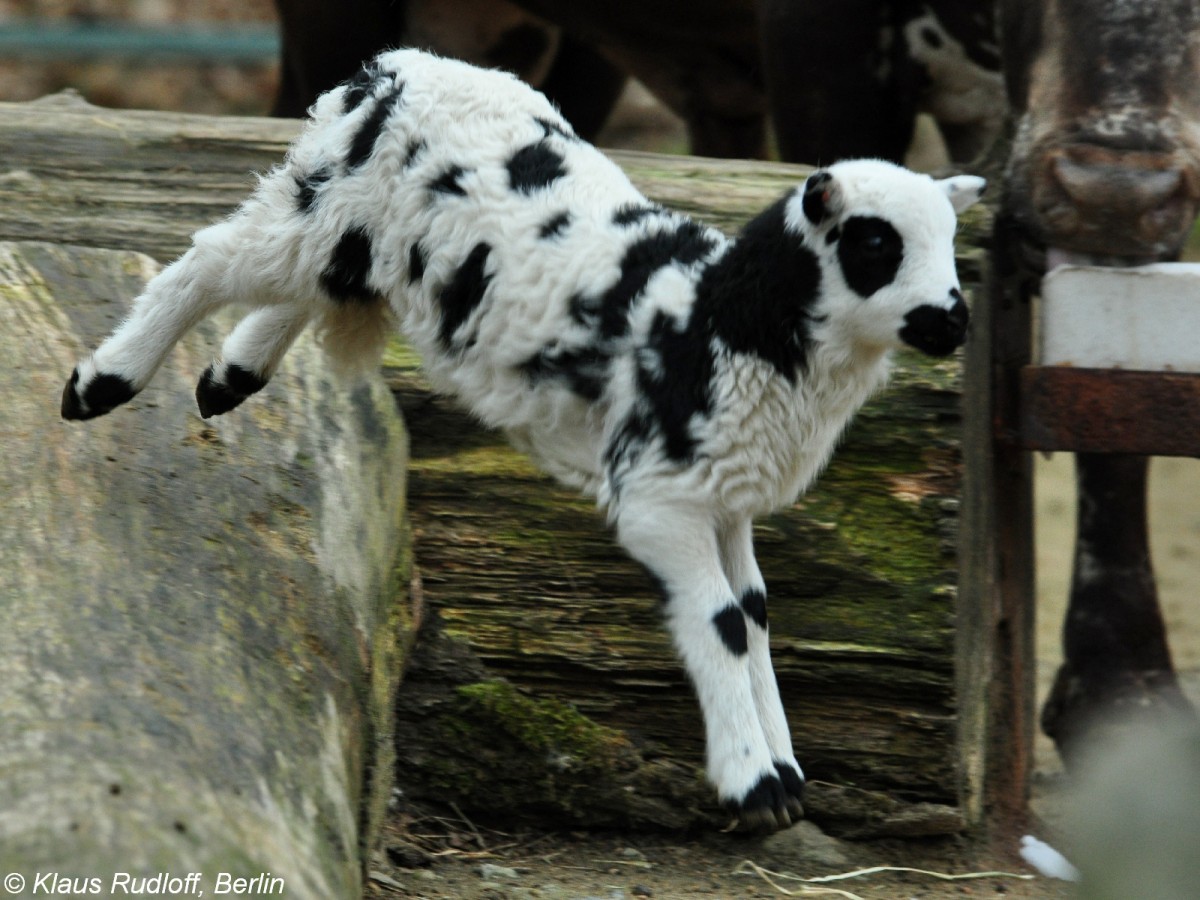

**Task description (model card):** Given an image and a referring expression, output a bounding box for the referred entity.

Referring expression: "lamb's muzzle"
[899,289,970,356]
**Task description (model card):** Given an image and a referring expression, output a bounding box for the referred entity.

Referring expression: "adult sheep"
[271,0,1004,165]
[271,0,627,145]
[60,50,983,830]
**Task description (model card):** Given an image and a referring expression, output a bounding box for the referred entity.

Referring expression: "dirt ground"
[365,816,1073,900]
[5,6,1199,897]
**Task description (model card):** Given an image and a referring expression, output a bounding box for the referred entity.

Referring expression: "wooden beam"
[0,92,992,260]
[0,92,816,263]
[962,215,1036,826]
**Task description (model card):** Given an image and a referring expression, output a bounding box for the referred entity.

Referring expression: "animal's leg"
[537,35,627,141]
[718,518,804,819]
[616,500,794,831]
[271,0,401,116]
[62,217,271,420]
[756,0,917,164]
[1042,454,1197,766]
[195,302,314,418]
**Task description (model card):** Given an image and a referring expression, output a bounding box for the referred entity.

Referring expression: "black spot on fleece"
[694,194,821,382]
[438,242,494,349]
[321,226,377,304]
[507,141,567,194]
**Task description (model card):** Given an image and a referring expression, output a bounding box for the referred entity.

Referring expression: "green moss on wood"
[457,680,632,766]
[406,678,637,811]
[395,656,714,830]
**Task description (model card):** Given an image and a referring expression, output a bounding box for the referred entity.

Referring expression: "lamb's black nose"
[899,290,969,357]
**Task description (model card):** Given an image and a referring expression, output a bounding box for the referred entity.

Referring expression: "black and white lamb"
[61,49,984,831]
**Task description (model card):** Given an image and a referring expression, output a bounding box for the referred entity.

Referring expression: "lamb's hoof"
[61,368,136,421]
[729,766,805,833]
[776,760,806,820]
[196,363,267,419]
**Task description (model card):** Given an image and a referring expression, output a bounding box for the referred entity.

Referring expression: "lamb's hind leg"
[616,499,794,831]
[62,216,272,421]
[196,302,313,418]
[719,518,805,820]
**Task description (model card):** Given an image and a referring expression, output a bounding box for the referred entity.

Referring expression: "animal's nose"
[1052,150,1184,215]
[946,289,968,329]
[899,291,970,358]
[1041,145,1195,256]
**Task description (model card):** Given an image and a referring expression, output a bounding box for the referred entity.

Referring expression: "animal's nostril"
[948,298,968,328]
[1051,153,1184,212]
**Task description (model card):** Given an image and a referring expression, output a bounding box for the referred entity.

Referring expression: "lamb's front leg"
[62,216,268,421]
[195,302,313,418]
[62,255,208,419]
[719,518,805,820]
[616,500,796,831]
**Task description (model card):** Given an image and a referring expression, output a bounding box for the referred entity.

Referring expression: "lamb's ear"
[939,174,987,214]
[801,170,844,225]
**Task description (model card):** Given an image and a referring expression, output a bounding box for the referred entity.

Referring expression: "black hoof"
[730,769,803,833]
[775,760,806,822]
[196,363,267,419]
[1043,663,1198,769]
[61,369,136,421]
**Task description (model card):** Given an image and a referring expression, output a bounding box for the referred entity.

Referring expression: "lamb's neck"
[706,327,893,519]
[693,198,816,372]
[805,338,893,412]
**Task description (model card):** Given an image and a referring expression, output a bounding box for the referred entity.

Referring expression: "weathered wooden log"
[0,241,411,891]
[0,95,1000,837]
[0,92,989,262]
[386,346,974,837]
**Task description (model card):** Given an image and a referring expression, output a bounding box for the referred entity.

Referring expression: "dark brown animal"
[270,0,1003,165]
[757,0,1001,164]
[272,0,627,140]
[998,0,1200,763]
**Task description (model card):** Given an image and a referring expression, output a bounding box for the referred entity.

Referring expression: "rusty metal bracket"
[1018,366,1200,456]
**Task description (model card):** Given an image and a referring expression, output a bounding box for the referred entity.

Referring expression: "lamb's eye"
[837,215,904,297]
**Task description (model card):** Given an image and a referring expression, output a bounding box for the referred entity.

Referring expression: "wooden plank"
[960,214,1037,824]
[0,92,992,260]
[1040,263,1200,372]
[1019,366,1200,456]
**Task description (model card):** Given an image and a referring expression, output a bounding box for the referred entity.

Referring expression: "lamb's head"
[789,159,985,358]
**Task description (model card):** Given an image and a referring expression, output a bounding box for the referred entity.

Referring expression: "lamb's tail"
[313,297,396,377]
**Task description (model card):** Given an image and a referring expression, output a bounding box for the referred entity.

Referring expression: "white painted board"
[1040,262,1200,372]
